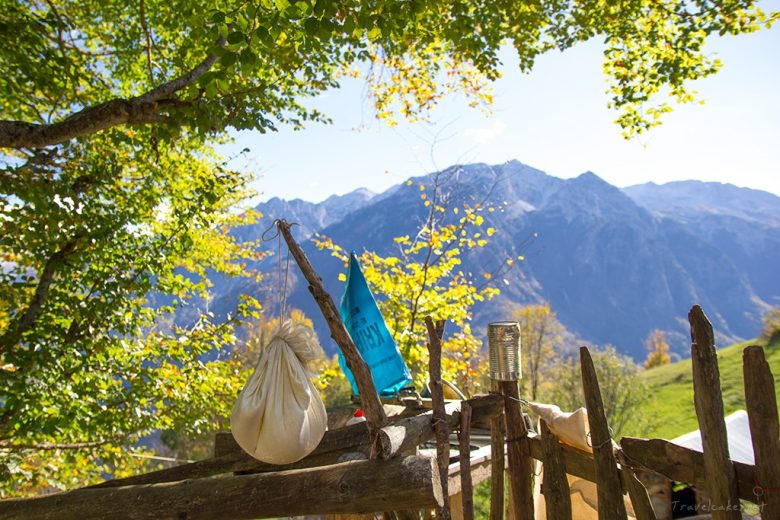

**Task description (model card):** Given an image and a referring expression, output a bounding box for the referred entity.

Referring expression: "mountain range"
[211,160,780,361]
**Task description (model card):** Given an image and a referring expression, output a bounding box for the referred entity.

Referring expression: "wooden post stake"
[580,346,628,520]
[425,316,451,520]
[498,379,534,520]
[688,305,740,520]
[743,345,780,517]
[540,420,572,519]
[616,452,657,520]
[489,381,505,520]
[277,220,386,432]
[459,402,474,520]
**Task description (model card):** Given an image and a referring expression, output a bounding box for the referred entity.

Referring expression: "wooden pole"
[458,402,474,520]
[0,455,443,520]
[688,305,741,520]
[277,220,387,432]
[425,316,451,520]
[448,445,493,488]
[617,452,657,520]
[498,379,534,520]
[743,345,780,517]
[539,420,572,519]
[489,381,505,520]
[580,346,628,520]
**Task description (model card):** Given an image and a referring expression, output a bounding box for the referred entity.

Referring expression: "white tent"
[671,410,754,465]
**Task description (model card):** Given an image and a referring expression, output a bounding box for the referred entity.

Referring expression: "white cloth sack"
[231,321,327,464]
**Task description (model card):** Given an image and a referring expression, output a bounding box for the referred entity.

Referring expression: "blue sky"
[227,12,780,203]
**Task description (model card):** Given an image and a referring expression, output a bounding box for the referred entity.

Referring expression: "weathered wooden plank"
[215,422,370,461]
[688,305,741,520]
[425,316,451,520]
[498,379,534,520]
[743,345,780,517]
[93,422,372,488]
[489,380,505,520]
[378,394,503,460]
[580,346,628,520]
[458,402,474,520]
[0,455,442,520]
[620,437,757,502]
[617,452,657,520]
[540,420,572,519]
[97,396,503,491]
[278,219,387,431]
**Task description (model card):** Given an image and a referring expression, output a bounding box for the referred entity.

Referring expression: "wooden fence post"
[617,452,657,520]
[458,402,474,520]
[580,346,628,520]
[425,317,451,520]
[277,220,387,432]
[743,345,780,517]
[540,420,572,519]
[688,305,741,520]
[489,380,505,520]
[498,379,534,520]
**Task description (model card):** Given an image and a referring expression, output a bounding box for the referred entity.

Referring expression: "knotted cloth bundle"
[230,321,327,464]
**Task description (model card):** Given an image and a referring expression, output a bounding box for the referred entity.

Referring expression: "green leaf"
[255,26,272,45]
[227,31,245,45]
[303,18,319,35]
[240,48,257,65]
[367,26,382,41]
[220,52,238,67]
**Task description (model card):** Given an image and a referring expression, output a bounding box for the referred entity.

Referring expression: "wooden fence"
[0,222,777,520]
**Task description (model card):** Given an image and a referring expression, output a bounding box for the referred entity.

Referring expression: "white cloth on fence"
[231,321,327,464]
[528,402,636,520]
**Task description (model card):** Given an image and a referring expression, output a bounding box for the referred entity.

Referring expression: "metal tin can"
[488,321,521,381]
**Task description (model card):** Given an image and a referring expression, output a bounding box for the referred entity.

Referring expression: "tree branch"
[0,38,224,149]
[0,438,115,451]
[0,237,81,350]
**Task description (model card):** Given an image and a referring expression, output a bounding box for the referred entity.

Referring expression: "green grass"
[630,338,780,440]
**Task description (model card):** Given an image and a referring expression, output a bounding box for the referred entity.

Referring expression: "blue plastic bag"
[338,252,412,396]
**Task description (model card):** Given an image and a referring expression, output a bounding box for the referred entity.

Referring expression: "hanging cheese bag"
[230,321,327,464]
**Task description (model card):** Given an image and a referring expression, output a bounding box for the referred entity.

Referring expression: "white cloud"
[463,120,507,145]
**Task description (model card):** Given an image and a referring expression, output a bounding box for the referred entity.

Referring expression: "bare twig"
[139,0,155,83]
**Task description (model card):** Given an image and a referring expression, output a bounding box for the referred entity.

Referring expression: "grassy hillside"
[631,338,780,440]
